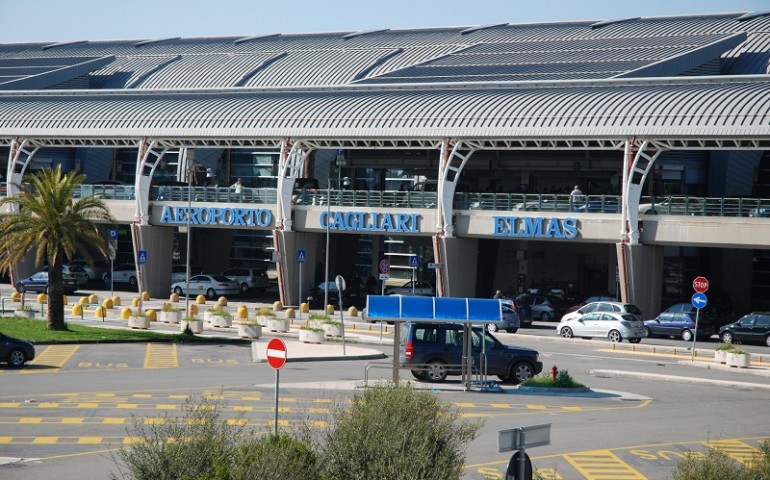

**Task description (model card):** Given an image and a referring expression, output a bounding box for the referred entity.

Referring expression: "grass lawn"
[0,317,248,344]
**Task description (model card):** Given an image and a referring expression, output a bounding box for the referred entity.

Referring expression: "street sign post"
[409,255,419,295]
[691,276,710,361]
[379,259,390,274]
[266,338,287,435]
[335,275,347,355]
[693,276,709,293]
[499,423,551,480]
[297,249,306,320]
[137,250,148,265]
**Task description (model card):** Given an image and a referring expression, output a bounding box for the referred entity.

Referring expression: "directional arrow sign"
[691,292,708,310]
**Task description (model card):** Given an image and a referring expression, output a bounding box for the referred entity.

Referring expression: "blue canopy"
[366,295,503,322]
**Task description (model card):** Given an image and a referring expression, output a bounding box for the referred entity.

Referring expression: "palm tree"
[0,166,115,330]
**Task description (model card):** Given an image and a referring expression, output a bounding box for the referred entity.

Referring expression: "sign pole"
[298,261,302,321]
[691,309,700,362]
[265,338,287,436]
[273,368,279,436]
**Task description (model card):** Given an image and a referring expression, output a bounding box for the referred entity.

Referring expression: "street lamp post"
[184,165,193,318]
[324,179,331,308]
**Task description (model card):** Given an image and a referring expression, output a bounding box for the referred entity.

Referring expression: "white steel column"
[275,138,308,232]
[620,139,664,245]
[5,138,40,209]
[134,138,170,225]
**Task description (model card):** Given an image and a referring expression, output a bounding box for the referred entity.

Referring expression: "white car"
[558,311,645,343]
[171,274,240,299]
[386,280,435,296]
[560,301,642,323]
[103,263,138,287]
[221,267,269,294]
[65,259,107,282]
[44,264,89,286]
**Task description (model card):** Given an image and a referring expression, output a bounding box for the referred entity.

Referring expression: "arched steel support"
[620,139,664,245]
[135,138,171,225]
[5,138,40,209]
[276,138,309,232]
[433,139,475,298]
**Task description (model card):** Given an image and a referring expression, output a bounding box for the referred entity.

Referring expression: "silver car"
[558,311,644,343]
[170,274,239,299]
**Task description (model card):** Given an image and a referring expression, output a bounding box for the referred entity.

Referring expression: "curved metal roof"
[0,76,769,145]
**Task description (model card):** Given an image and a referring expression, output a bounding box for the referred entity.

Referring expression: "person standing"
[570,185,585,210]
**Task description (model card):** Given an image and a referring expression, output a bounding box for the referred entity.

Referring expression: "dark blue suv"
[644,311,716,341]
[400,322,542,383]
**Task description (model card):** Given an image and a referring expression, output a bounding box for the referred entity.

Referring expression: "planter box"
[128,316,150,329]
[726,352,751,368]
[14,309,36,319]
[159,310,182,324]
[299,329,325,344]
[323,323,343,337]
[308,319,325,329]
[715,350,728,364]
[238,323,262,339]
[181,319,203,334]
[267,318,290,332]
[257,315,276,327]
[204,310,232,327]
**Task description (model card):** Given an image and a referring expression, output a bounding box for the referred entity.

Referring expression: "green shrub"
[319,383,481,480]
[521,370,585,389]
[671,441,770,480]
[229,433,319,480]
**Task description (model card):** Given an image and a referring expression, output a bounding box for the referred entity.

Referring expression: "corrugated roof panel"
[90,56,177,88]
[722,32,770,74]
[365,45,467,79]
[136,53,277,89]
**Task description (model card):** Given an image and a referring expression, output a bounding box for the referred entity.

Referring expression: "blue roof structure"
[366,295,503,323]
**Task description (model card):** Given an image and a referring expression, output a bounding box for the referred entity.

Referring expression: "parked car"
[638,197,706,216]
[43,264,89,286]
[563,295,618,315]
[559,311,645,343]
[515,294,564,322]
[386,280,435,296]
[560,301,642,324]
[171,274,240,299]
[16,271,79,294]
[308,281,344,308]
[718,312,770,346]
[644,311,716,341]
[484,299,520,334]
[171,264,202,284]
[576,198,621,213]
[103,263,138,287]
[222,267,269,294]
[400,322,542,383]
[65,259,107,282]
[0,333,35,367]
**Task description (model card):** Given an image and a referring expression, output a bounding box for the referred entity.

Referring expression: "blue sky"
[3,0,769,43]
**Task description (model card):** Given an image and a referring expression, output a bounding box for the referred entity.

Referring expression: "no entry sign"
[692,276,709,293]
[266,338,287,369]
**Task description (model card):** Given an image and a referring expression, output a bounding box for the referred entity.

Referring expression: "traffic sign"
[379,259,391,274]
[266,338,287,369]
[335,275,346,293]
[137,250,148,265]
[693,276,709,293]
[108,228,118,240]
[692,292,708,310]
[428,262,444,269]
[409,255,419,268]
[296,249,306,263]
[379,273,389,281]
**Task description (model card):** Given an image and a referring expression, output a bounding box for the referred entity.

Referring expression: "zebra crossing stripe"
[25,345,79,371]
[564,450,647,479]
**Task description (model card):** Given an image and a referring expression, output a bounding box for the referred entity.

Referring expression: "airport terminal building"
[1,11,770,318]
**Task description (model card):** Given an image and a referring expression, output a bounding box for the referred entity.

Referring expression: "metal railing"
[73,184,770,218]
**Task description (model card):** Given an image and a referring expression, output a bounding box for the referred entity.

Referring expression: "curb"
[590,369,770,391]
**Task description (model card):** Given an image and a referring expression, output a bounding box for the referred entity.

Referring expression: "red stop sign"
[266,338,287,369]
[693,276,709,293]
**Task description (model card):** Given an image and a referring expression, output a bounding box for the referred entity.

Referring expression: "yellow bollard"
[11,291,20,302]
[112,296,122,306]
[120,307,132,320]
[273,301,283,311]
[146,309,157,322]
[285,308,295,319]
[94,306,105,318]
[170,293,179,303]
[88,293,98,304]
[79,296,89,305]
[218,296,228,306]
[326,304,335,315]
[102,298,114,309]
[236,305,248,319]
[300,302,309,313]
[63,295,68,305]
[36,293,47,304]
[71,304,82,316]
[347,306,358,317]
[141,291,150,301]
[188,304,198,316]
[132,297,140,307]
[196,294,206,304]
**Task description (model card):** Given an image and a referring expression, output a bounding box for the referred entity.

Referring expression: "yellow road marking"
[143,343,178,369]
[705,439,759,465]
[564,450,647,479]
[26,345,79,371]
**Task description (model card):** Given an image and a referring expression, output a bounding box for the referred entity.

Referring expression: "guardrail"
[74,184,770,218]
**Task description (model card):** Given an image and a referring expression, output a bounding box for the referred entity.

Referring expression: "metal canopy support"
[620,139,664,245]
[5,137,39,209]
[276,139,308,232]
[437,139,475,238]
[134,138,171,225]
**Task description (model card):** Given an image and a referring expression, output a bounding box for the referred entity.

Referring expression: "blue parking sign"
[296,249,306,263]
[137,250,148,265]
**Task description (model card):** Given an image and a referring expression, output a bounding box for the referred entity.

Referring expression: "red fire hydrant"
[550,365,558,382]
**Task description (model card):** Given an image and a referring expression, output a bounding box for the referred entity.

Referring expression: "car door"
[732,314,757,342]
[575,312,601,336]
[188,275,206,295]
[751,314,770,344]
[657,313,677,337]
[471,328,508,376]
[439,325,465,372]
[29,272,48,292]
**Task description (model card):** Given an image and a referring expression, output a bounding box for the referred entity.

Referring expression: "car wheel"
[506,328,518,334]
[681,329,693,342]
[129,276,137,287]
[410,369,426,381]
[7,349,26,368]
[240,283,249,294]
[720,331,733,343]
[424,360,448,382]
[15,283,25,294]
[509,361,535,384]
[486,323,498,333]
[644,327,652,338]
[560,326,573,338]
[628,338,642,344]
[174,286,183,296]
[765,335,770,348]
[608,330,623,343]
[206,288,217,299]
[540,312,552,322]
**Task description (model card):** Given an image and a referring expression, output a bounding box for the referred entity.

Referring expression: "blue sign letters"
[492,216,578,239]
[159,206,272,227]
[320,211,418,232]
